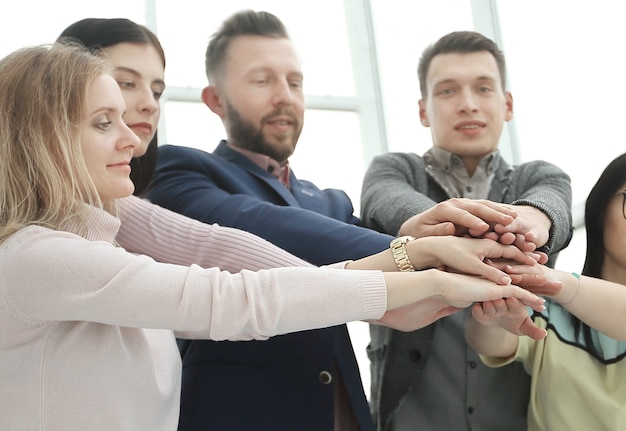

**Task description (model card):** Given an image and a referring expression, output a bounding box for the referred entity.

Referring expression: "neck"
[601,254,626,285]
[461,156,480,177]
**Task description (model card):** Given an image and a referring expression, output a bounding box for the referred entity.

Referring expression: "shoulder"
[158,144,211,160]
[0,226,83,274]
[514,159,569,177]
[368,151,424,172]
[156,144,229,171]
[372,151,422,164]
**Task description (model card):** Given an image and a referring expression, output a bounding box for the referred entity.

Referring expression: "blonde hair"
[0,43,110,242]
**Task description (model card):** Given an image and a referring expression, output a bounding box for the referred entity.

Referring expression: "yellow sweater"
[483,302,626,431]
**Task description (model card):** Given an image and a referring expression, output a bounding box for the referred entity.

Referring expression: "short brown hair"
[417,31,507,98]
[205,9,289,83]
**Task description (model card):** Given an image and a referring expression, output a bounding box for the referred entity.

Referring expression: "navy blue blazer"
[146,142,393,431]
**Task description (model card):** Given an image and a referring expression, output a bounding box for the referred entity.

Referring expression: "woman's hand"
[408,236,542,286]
[471,297,547,340]
[486,260,564,297]
[377,269,545,332]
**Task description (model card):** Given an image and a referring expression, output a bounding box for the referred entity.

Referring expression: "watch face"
[394,235,415,244]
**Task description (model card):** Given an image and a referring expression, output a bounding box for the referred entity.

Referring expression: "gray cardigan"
[361,149,573,431]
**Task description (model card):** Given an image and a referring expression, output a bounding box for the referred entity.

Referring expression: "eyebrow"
[474,75,498,83]
[246,66,303,77]
[433,75,497,86]
[88,106,117,116]
[114,66,166,88]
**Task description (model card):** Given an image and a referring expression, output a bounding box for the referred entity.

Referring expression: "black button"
[319,371,332,384]
[468,406,474,414]
[466,186,473,193]
[468,361,477,369]
[409,350,421,362]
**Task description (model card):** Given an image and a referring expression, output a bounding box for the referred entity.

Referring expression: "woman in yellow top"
[466,152,626,431]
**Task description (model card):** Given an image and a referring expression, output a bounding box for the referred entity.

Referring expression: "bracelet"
[390,236,416,272]
[560,272,581,305]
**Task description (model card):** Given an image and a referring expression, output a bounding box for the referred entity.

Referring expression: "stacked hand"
[399,198,552,253]
[395,198,560,338]
[471,297,547,340]
[376,270,547,332]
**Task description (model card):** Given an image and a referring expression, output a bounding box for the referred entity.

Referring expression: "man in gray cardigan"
[361,31,572,431]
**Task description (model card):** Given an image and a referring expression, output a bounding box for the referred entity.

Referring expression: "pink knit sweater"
[0,198,386,430]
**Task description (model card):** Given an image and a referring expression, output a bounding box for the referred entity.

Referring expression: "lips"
[455,120,486,130]
[108,158,132,168]
[128,122,153,136]
[266,116,295,126]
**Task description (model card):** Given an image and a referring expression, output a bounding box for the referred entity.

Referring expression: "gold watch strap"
[390,236,416,272]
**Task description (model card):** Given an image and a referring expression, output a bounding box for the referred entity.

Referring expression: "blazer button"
[409,350,422,362]
[319,371,333,384]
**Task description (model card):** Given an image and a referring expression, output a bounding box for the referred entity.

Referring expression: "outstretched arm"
[117,196,312,271]
[147,145,393,267]
[506,264,626,341]
[347,234,563,296]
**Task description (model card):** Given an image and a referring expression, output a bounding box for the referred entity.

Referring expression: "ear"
[504,91,514,122]
[202,86,226,118]
[418,99,430,127]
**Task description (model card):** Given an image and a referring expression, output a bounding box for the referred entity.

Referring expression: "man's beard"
[225,102,300,165]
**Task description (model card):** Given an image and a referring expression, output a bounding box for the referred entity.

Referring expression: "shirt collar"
[426,147,499,199]
[227,142,290,188]
[428,147,498,177]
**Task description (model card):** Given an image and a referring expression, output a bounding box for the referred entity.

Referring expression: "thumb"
[518,316,546,340]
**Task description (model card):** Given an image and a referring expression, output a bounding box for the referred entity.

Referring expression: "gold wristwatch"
[390,235,416,272]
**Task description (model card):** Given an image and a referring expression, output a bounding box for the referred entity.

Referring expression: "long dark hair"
[574,152,626,358]
[57,18,166,196]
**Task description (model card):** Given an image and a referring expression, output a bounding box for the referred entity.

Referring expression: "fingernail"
[501,275,512,285]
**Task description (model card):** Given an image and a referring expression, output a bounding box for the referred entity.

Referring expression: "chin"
[133,143,149,158]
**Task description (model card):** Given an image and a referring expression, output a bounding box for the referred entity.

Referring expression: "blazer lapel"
[214,141,302,207]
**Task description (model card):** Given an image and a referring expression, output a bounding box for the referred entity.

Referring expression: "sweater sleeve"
[116,195,314,271]
[509,160,573,254]
[0,227,386,341]
[361,152,436,234]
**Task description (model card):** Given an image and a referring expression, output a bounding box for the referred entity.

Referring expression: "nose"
[458,88,479,113]
[120,123,141,151]
[271,78,293,107]
[137,86,159,114]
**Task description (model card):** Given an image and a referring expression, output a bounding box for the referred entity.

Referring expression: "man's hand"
[399,198,518,238]
[471,297,547,340]
[492,204,551,251]
[398,199,552,254]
